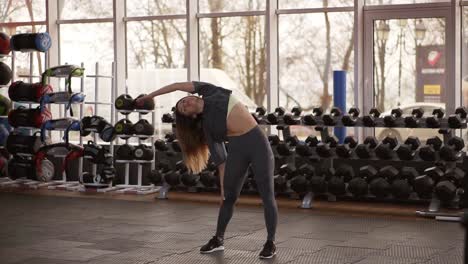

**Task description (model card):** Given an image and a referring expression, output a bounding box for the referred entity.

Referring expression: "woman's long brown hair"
[175,102,210,174]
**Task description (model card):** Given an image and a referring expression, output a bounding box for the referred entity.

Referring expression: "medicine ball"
[133,144,153,160]
[0,95,11,116]
[115,94,134,114]
[132,119,154,138]
[135,94,154,113]
[116,144,134,160]
[114,119,133,139]
[0,32,10,55]
[0,61,12,85]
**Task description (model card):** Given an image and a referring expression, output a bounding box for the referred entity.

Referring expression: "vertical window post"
[266,0,278,112]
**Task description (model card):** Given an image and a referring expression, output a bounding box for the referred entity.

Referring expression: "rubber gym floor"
[0,190,463,264]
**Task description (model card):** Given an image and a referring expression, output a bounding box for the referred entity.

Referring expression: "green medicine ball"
[0,94,11,116]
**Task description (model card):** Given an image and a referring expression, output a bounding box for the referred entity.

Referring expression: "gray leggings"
[215,125,278,241]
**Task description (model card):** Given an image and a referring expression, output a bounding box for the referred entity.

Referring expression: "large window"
[199,15,266,109]
[2,0,467,144]
[280,0,353,9]
[58,0,113,19]
[278,11,354,138]
[365,8,449,143]
[125,3,188,137]
[0,0,46,22]
[126,0,186,16]
[366,0,448,5]
[199,0,265,13]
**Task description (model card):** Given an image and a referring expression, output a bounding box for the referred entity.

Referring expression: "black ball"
[0,61,12,85]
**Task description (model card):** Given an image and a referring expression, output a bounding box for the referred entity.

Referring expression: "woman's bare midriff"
[226,103,258,137]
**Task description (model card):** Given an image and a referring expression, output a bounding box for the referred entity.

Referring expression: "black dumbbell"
[309,168,333,195]
[316,136,338,157]
[425,108,445,128]
[336,136,358,158]
[341,107,360,126]
[165,133,176,142]
[277,140,294,156]
[285,135,300,147]
[322,107,342,126]
[328,165,354,196]
[290,174,309,195]
[419,136,443,161]
[396,136,421,160]
[200,163,218,188]
[283,106,302,125]
[296,163,315,178]
[391,167,417,200]
[161,113,174,123]
[268,135,280,146]
[404,108,424,128]
[252,106,267,123]
[355,136,379,159]
[154,139,169,152]
[303,107,323,126]
[369,165,397,199]
[383,108,403,127]
[274,169,288,194]
[348,166,376,197]
[434,167,465,203]
[295,136,320,157]
[278,163,297,181]
[181,171,200,187]
[165,161,186,187]
[266,107,286,125]
[439,136,465,161]
[375,136,399,160]
[448,107,468,128]
[147,162,171,185]
[413,166,444,199]
[362,108,381,127]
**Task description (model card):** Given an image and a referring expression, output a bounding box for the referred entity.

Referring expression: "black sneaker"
[200,236,224,254]
[259,240,276,259]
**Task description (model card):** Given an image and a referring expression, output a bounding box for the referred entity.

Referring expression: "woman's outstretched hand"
[134,95,154,107]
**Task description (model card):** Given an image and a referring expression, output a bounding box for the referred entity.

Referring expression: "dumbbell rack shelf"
[258,116,467,130]
[117,109,154,114]
[76,62,117,193]
[114,97,159,195]
[115,160,154,164]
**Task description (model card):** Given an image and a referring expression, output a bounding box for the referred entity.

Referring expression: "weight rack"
[113,88,160,195]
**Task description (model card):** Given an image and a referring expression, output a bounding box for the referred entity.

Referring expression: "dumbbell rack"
[0,50,50,189]
[75,62,117,193]
[262,108,466,215]
[114,89,159,195]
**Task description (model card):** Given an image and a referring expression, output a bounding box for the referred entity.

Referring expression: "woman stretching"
[137,81,278,259]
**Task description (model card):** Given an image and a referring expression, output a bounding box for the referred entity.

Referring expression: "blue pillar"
[333,70,346,143]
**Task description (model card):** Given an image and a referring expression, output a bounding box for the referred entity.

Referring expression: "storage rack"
[0,51,13,186]
[45,64,85,191]
[77,62,117,193]
[0,50,49,189]
[114,88,160,195]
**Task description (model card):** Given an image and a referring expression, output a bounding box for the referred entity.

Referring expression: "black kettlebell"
[133,144,154,160]
[116,144,135,160]
[115,94,134,114]
[132,119,154,139]
[135,94,154,114]
[114,119,133,139]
